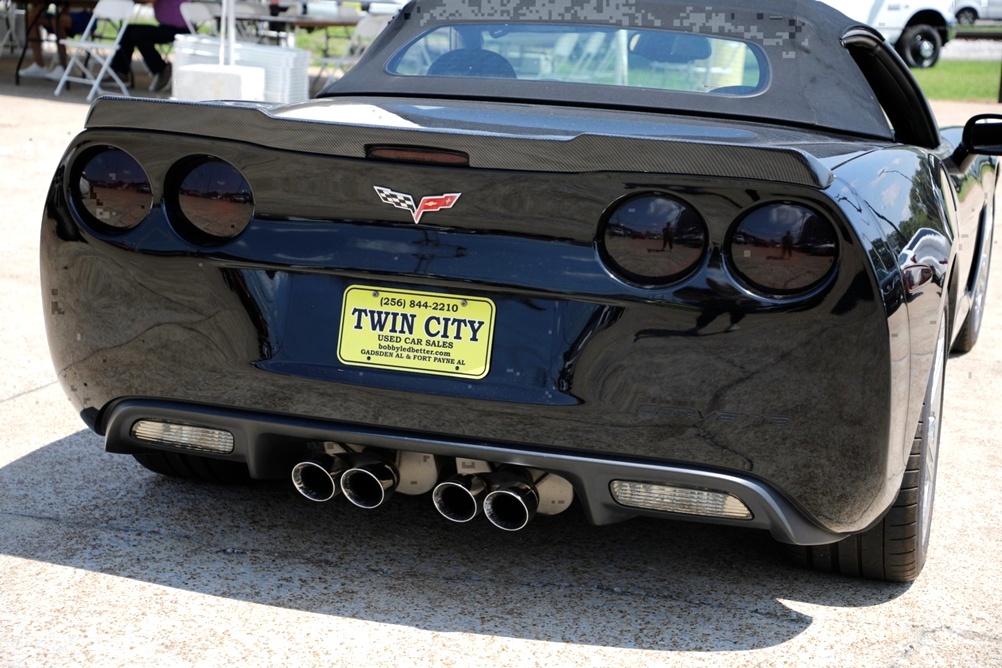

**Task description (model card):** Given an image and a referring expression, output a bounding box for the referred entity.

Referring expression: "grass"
[910,59,1001,102]
[296,29,350,63]
[956,24,1002,35]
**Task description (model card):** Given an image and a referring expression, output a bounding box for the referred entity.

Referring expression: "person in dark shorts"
[18,4,93,81]
[111,0,191,92]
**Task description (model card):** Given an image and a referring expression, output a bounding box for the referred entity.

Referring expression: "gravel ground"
[942,37,1002,60]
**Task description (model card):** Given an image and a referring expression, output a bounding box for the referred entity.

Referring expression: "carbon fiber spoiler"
[85,96,835,189]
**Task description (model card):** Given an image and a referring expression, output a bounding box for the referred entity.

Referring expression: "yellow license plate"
[337,285,496,379]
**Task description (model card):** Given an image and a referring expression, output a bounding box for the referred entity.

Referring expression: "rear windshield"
[387,24,768,95]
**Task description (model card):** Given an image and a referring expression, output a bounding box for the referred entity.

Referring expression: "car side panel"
[941,125,998,334]
[832,145,972,476]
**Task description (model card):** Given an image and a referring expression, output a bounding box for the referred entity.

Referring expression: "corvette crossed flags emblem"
[374,186,461,224]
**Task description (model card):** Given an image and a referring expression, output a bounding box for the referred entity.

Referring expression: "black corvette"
[41,0,1000,581]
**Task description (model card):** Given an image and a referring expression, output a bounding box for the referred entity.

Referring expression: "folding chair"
[53,0,136,101]
[313,14,391,86]
[0,0,26,54]
[180,2,218,36]
[231,1,269,42]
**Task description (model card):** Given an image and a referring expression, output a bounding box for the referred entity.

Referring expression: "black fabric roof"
[323,0,893,140]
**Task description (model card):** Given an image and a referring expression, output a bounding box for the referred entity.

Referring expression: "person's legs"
[137,24,182,75]
[24,4,49,68]
[114,23,181,76]
[41,12,81,80]
[20,6,66,78]
[111,23,143,76]
[52,13,77,65]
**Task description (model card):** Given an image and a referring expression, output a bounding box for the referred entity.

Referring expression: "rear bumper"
[102,398,846,545]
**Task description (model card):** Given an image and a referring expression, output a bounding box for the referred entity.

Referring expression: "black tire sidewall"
[897,25,942,68]
[956,8,978,24]
[915,315,947,562]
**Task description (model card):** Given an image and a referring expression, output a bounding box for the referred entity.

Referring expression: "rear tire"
[787,314,946,582]
[897,25,942,68]
[132,452,251,485]
[956,8,978,25]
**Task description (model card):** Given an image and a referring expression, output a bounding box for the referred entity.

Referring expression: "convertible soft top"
[324,0,893,140]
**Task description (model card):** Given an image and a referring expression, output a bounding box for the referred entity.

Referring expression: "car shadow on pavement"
[0,430,911,652]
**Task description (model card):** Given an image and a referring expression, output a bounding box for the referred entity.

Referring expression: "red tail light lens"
[601,194,708,286]
[170,158,253,244]
[727,202,838,295]
[73,147,152,233]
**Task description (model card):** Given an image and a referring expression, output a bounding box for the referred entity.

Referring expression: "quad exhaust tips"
[293,451,573,529]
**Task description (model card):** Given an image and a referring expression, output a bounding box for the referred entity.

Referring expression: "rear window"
[387,23,768,95]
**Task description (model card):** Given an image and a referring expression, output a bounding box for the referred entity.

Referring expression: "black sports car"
[41,0,1000,582]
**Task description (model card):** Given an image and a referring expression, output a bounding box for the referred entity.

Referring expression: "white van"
[952,0,1002,23]
[820,0,957,67]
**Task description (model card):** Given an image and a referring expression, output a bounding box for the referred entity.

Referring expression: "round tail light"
[727,202,838,295]
[601,194,708,286]
[169,157,254,244]
[73,147,152,234]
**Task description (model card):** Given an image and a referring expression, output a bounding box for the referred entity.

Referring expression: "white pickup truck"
[821,0,958,67]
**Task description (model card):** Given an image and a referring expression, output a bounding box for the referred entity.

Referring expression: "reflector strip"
[131,420,234,454]
[610,481,752,520]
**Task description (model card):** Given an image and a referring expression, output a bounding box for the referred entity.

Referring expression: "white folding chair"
[53,0,136,101]
[231,1,268,41]
[0,1,26,54]
[314,14,391,85]
[180,1,218,36]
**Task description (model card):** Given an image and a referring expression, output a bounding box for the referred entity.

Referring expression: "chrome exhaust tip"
[483,471,539,532]
[291,455,346,502]
[432,474,487,523]
[340,454,399,509]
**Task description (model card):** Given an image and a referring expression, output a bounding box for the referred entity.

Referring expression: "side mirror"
[902,264,934,293]
[952,114,1002,163]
